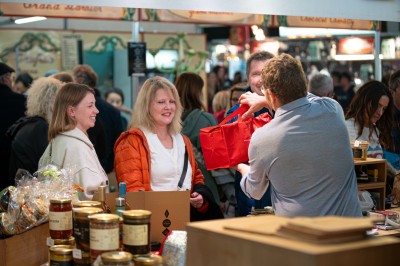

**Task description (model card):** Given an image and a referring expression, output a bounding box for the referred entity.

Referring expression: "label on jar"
[49,260,73,266]
[74,220,90,246]
[49,211,73,230]
[123,224,148,246]
[90,228,119,250]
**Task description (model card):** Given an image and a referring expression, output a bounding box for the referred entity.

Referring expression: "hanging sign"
[279,16,379,30]
[141,9,263,25]
[0,3,138,21]
[128,42,146,75]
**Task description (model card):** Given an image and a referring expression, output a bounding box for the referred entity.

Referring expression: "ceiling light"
[14,16,47,25]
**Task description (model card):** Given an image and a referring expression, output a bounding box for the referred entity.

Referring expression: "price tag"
[46,237,54,246]
[73,248,82,259]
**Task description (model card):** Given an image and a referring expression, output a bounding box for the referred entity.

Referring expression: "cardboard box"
[94,191,190,244]
[186,215,400,266]
[0,222,49,266]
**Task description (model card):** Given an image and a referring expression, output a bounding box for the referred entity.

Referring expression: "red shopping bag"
[199,105,272,170]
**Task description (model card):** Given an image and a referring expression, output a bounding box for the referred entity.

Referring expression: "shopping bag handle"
[220,105,249,125]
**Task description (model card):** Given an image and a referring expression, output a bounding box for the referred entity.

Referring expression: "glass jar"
[49,198,73,239]
[132,255,163,266]
[49,244,73,266]
[48,236,76,247]
[100,251,133,266]
[351,140,369,160]
[89,213,120,262]
[73,200,102,209]
[73,249,91,266]
[122,210,151,255]
[74,207,103,251]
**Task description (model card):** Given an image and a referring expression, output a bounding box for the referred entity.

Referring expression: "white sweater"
[39,128,109,199]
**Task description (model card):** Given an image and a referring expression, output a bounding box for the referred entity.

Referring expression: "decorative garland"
[0,32,60,63]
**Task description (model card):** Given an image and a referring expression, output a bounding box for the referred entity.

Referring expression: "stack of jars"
[48,198,162,265]
[48,198,75,265]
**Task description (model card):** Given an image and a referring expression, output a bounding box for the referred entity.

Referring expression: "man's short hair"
[308,73,333,97]
[262,53,307,105]
[246,51,274,78]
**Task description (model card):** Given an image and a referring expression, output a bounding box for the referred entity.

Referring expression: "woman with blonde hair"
[39,83,108,200]
[7,77,62,177]
[114,76,223,221]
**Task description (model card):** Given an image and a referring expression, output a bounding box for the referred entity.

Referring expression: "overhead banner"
[140,9,264,25]
[0,3,138,20]
[280,16,379,30]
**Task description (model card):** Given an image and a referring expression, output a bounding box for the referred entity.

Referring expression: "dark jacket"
[0,83,26,190]
[6,116,48,177]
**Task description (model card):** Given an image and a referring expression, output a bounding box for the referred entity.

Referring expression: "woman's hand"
[190,192,204,209]
[239,92,270,119]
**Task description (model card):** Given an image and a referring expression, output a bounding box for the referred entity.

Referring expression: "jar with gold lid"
[89,213,120,262]
[49,198,73,239]
[132,254,163,266]
[73,200,102,209]
[122,210,151,255]
[74,207,103,251]
[100,251,133,266]
[48,236,76,247]
[49,244,73,266]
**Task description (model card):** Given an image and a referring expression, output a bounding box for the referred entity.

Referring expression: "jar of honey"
[73,207,103,251]
[49,198,73,239]
[351,140,369,160]
[49,245,73,266]
[122,210,151,255]
[100,251,133,266]
[89,213,120,262]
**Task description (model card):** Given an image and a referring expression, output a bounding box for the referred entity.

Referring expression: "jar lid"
[123,210,152,219]
[88,213,120,223]
[101,251,132,262]
[72,200,101,208]
[133,255,163,265]
[74,207,103,217]
[50,198,72,204]
[49,245,73,255]
[53,236,75,246]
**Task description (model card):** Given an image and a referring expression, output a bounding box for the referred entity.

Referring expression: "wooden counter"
[186,215,400,266]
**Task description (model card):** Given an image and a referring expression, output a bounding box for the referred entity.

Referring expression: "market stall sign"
[280,16,379,31]
[0,3,138,21]
[338,37,374,55]
[141,9,264,25]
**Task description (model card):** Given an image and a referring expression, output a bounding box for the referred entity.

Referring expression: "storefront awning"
[5,0,400,22]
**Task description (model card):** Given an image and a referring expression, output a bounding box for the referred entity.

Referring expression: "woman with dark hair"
[345,80,399,179]
[105,88,130,130]
[176,72,235,217]
[39,83,109,200]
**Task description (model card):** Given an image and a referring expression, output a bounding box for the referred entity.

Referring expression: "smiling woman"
[114,76,224,221]
[39,83,109,200]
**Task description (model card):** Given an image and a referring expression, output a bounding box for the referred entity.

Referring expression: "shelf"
[354,158,386,166]
[357,182,386,190]
[355,158,387,210]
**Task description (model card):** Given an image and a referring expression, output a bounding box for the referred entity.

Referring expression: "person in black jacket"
[0,62,26,190]
[7,77,63,177]
[73,64,123,173]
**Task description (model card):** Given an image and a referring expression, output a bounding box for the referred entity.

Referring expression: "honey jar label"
[49,211,73,230]
[90,228,119,250]
[123,224,148,246]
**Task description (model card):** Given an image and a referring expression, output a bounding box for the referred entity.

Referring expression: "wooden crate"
[0,223,49,266]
